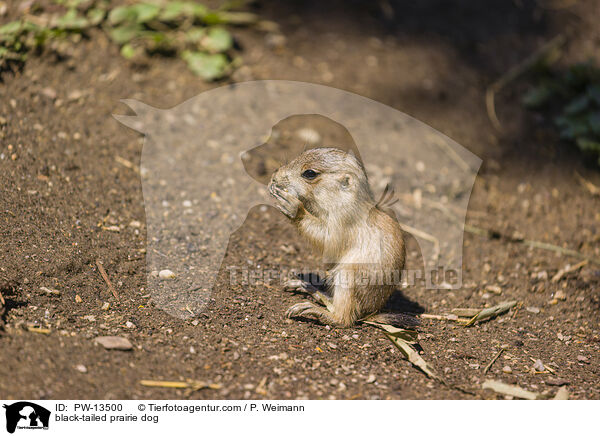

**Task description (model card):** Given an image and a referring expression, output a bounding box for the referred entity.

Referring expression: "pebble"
[75,364,87,373]
[83,315,96,322]
[101,302,110,311]
[487,285,502,295]
[327,342,337,349]
[94,336,133,351]
[40,286,61,296]
[129,220,142,228]
[366,374,376,383]
[526,306,540,314]
[554,290,566,301]
[40,87,57,99]
[75,295,83,303]
[576,355,589,363]
[546,378,569,386]
[295,127,321,145]
[502,365,512,374]
[125,321,136,329]
[159,269,176,280]
[533,359,545,372]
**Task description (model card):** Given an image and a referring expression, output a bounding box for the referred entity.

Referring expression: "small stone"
[327,342,337,349]
[0,115,6,125]
[502,365,512,374]
[533,359,545,372]
[129,220,142,228]
[75,364,87,373]
[101,302,110,311]
[75,295,83,303]
[182,200,192,208]
[366,374,376,383]
[125,321,136,329]
[265,33,286,49]
[82,315,96,322]
[546,378,569,386]
[94,336,133,351]
[40,87,57,99]
[554,290,566,301]
[576,355,589,363]
[536,270,549,281]
[159,269,176,280]
[40,286,61,296]
[526,306,540,314]
[296,127,321,145]
[487,285,502,295]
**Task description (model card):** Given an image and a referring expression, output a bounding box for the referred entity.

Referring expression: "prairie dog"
[269,147,413,327]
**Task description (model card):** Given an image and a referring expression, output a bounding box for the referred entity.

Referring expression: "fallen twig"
[529,357,556,374]
[575,171,600,196]
[465,301,517,327]
[482,379,540,400]
[486,34,566,131]
[364,321,441,381]
[483,348,506,374]
[551,260,588,283]
[422,196,600,265]
[140,380,221,390]
[115,156,140,174]
[27,326,51,335]
[96,259,119,301]
[400,223,440,261]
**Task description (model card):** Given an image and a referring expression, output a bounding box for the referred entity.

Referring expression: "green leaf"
[564,94,590,115]
[201,27,232,53]
[185,27,206,43]
[0,21,22,35]
[181,50,228,80]
[108,23,142,44]
[87,8,106,26]
[108,6,137,25]
[160,1,208,21]
[120,43,136,59]
[56,8,89,30]
[556,115,590,140]
[576,137,600,153]
[131,3,161,23]
[588,111,600,136]
[588,85,600,106]
[522,85,553,109]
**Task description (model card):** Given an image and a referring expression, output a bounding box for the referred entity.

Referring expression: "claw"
[285,301,316,319]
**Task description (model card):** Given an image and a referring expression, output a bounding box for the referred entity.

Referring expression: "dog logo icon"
[3,402,50,433]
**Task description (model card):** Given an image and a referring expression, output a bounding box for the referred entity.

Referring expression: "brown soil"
[1,0,599,399]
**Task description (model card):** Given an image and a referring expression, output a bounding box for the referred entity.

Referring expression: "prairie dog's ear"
[339,172,355,190]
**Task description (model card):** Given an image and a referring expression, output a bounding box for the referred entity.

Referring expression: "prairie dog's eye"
[301,169,319,180]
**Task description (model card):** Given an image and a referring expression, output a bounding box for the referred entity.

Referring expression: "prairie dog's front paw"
[269,184,301,219]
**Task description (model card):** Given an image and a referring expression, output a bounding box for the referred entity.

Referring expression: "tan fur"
[269,148,405,327]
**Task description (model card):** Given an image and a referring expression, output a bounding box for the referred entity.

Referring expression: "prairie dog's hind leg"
[282,277,333,309]
[285,301,346,327]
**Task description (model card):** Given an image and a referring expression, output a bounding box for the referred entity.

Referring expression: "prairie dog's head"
[269,147,374,220]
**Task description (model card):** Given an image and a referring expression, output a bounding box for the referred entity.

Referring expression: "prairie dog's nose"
[270,168,287,188]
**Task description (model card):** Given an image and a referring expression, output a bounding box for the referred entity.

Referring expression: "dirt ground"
[1,0,599,400]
